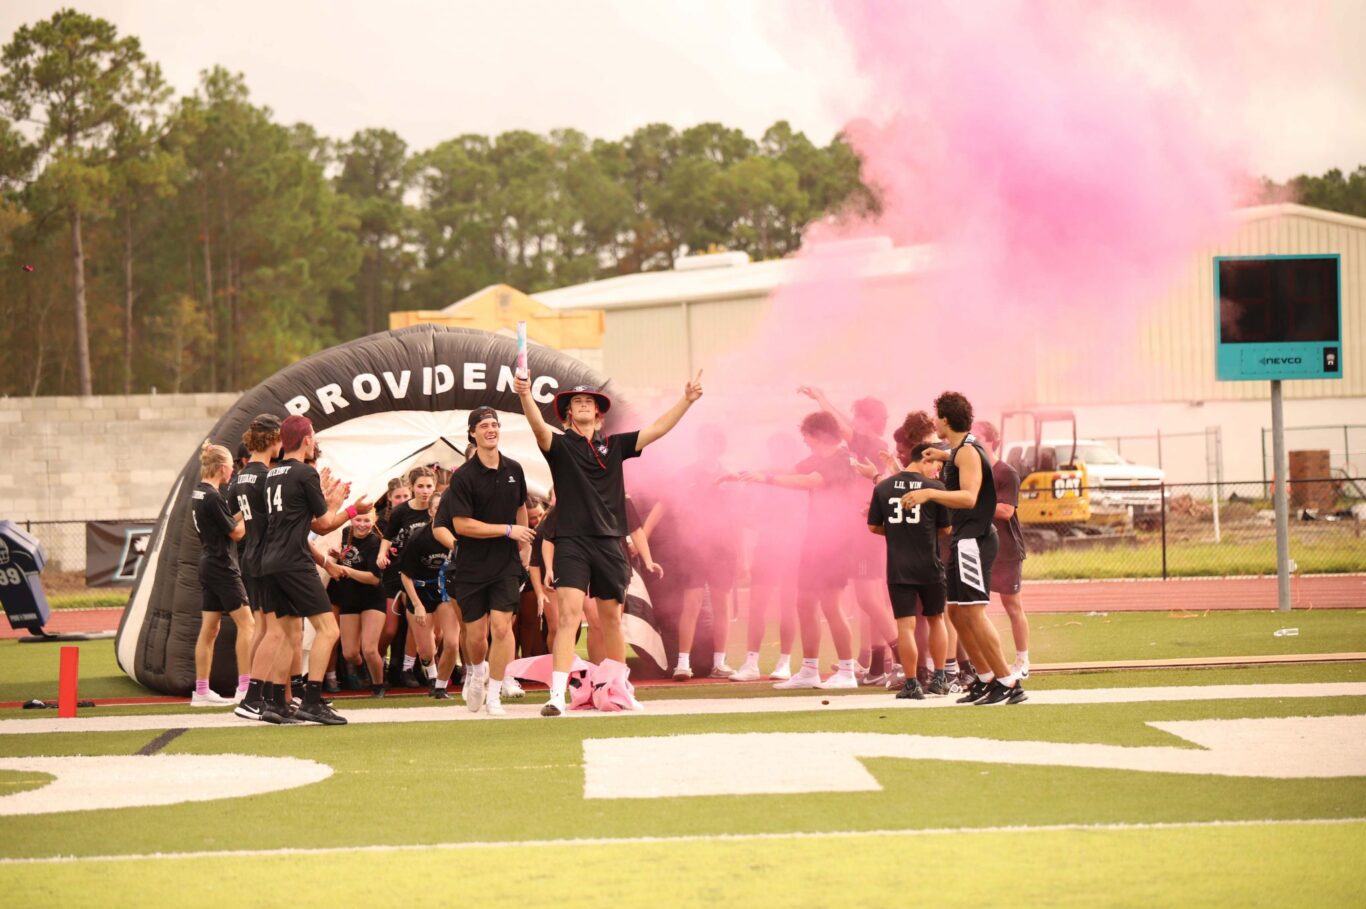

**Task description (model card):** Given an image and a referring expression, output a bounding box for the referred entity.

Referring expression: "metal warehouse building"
[425,204,1363,484]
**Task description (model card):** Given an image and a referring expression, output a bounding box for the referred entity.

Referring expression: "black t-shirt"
[260,459,328,575]
[383,501,432,583]
[336,530,385,609]
[541,429,641,538]
[796,449,860,529]
[230,461,271,577]
[530,507,556,571]
[868,472,949,585]
[438,453,528,586]
[192,481,240,581]
[397,524,449,582]
[849,431,884,477]
[992,459,1027,562]
[942,435,997,540]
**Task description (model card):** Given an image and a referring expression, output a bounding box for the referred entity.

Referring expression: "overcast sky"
[1,1,1362,181]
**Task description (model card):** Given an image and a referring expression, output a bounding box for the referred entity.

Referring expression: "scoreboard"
[1215,254,1342,381]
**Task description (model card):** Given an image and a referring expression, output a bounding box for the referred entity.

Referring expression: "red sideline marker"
[58,646,80,718]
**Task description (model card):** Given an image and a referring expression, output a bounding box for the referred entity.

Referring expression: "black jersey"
[867,472,949,585]
[942,435,997,539]
[541,428,641,538]
[397,524,449,582]
[230,461,271,577]
[336,530,385,610]
[438,453,528,585]
[260,459,328,575]
[383,501,432,583]
[796,449,859,529]
[192,481,241,582]
[991,459,1027,562]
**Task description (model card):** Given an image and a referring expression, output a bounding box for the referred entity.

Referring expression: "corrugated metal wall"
[1036,209,1363,403]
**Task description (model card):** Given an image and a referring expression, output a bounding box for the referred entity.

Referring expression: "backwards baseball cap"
[248,413,281,434]
[279,414,314,452]
[553,384,611,420]
[467,405,499,443]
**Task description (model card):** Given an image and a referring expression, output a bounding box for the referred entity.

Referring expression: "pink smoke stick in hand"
[516,320,528,378]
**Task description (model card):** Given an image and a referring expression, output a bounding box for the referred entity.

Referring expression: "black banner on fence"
[86,521,155,587]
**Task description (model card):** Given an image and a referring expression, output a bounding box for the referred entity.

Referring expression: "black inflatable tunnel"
[115,324,622,696]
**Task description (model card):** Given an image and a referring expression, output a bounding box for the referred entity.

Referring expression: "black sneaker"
[234,699,264,721]
[916,666,932,687]
[261,706,303,725]
[895,679,925,700]
[397,670,421,689]
[1003,683,1028,705]
[369,685,387,699]
[323,677,341,694]
[430,687,453,700]
[975,680,1011,705]
[956,680,989,704]
[451,665,465,686]
[926,676,950,696]
[540,701,563,717]
[295,700,348,725]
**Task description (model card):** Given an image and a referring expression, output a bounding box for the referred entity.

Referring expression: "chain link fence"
[9,519,156,594]
[1022,478,1366,580]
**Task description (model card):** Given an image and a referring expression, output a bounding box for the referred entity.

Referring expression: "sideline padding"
[115,325,621,696]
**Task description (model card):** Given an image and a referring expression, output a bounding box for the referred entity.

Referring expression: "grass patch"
[47,591,129,610]
[1025,538,1366,579]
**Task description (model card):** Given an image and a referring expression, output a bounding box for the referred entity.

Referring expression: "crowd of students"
[187,372,1031,723]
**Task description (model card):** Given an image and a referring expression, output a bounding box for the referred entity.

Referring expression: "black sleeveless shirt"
[942,433,997,539]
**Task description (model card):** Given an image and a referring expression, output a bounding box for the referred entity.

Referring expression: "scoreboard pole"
[1269,380,1292,612]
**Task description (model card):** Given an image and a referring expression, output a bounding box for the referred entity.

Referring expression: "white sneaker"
[502,677,525,699]
[235,685,250,702]
[464,672,486,712]
[773,666,822,690]
[190,690,234,707]
[540,697,566,717]
[710,663,736,679]
[729,664,761,682]
[626,695,646,711]
[486,698,506,717]
[672,666,694,681]
[1012,659,1031,680]
[818,670,858,690]
[768,662,792,681]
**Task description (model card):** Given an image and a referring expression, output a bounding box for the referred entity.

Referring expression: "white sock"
[779,653,792,666]
[712,652,726,667]
[979,672,996,684]
[488,678,503,701]
[403,655,416,671]
[676,653,691,671]
[422,661,438,680]
[472,661,488,680]
[435,678,448,690]
[837,659,854,672]
[325,671,337,682]
[1001,672,1021,687]
[925,658,935,672]
[1017,650,1030,663]
[550,670,568,702]
[802,657,818,670]
[745,651,760,665]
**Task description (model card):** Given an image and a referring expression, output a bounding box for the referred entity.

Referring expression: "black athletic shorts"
[244,575,270,614]
[797,539,850,592]
[674,544,738,591]
[261,569,332,619]
[553,535,630,603]
[337,592,386,616]
[200,575,248,613]
[990,558,1023,595]
[946,530,997,606]
[451,576,521,623]
[888,581,947,618]
[403,581,447,613]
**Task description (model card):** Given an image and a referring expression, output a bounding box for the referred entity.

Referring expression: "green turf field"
[1,614,1364,906]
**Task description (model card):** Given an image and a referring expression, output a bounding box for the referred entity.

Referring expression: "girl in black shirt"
[326,508,386,696]
[191,441,255,706]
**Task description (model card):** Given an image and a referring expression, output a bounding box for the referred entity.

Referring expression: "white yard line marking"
[583,716,1366,799]
[0,755,332,816]
[0,682,1362,737]
[0,817,1360,866]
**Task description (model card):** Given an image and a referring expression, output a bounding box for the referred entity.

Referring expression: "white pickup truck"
[1001,438,1166,528]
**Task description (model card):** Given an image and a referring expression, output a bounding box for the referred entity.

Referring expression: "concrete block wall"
[0,393,239,570]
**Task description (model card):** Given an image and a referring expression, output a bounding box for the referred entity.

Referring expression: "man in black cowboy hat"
[514,372,704,716]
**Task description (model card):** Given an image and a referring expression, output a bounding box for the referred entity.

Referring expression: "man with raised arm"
[514,372,704,717]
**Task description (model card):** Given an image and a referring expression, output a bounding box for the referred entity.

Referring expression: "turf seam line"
[2,817,1363,865]
[134,728,186,756]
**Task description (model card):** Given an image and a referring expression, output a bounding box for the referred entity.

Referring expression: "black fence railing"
[1020,478,1364,580]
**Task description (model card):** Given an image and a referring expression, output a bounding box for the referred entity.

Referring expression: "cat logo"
[1052,475,1083,498]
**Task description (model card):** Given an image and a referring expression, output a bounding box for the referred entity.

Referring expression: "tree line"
[2,10,1360,398]
[0,9,874,397]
